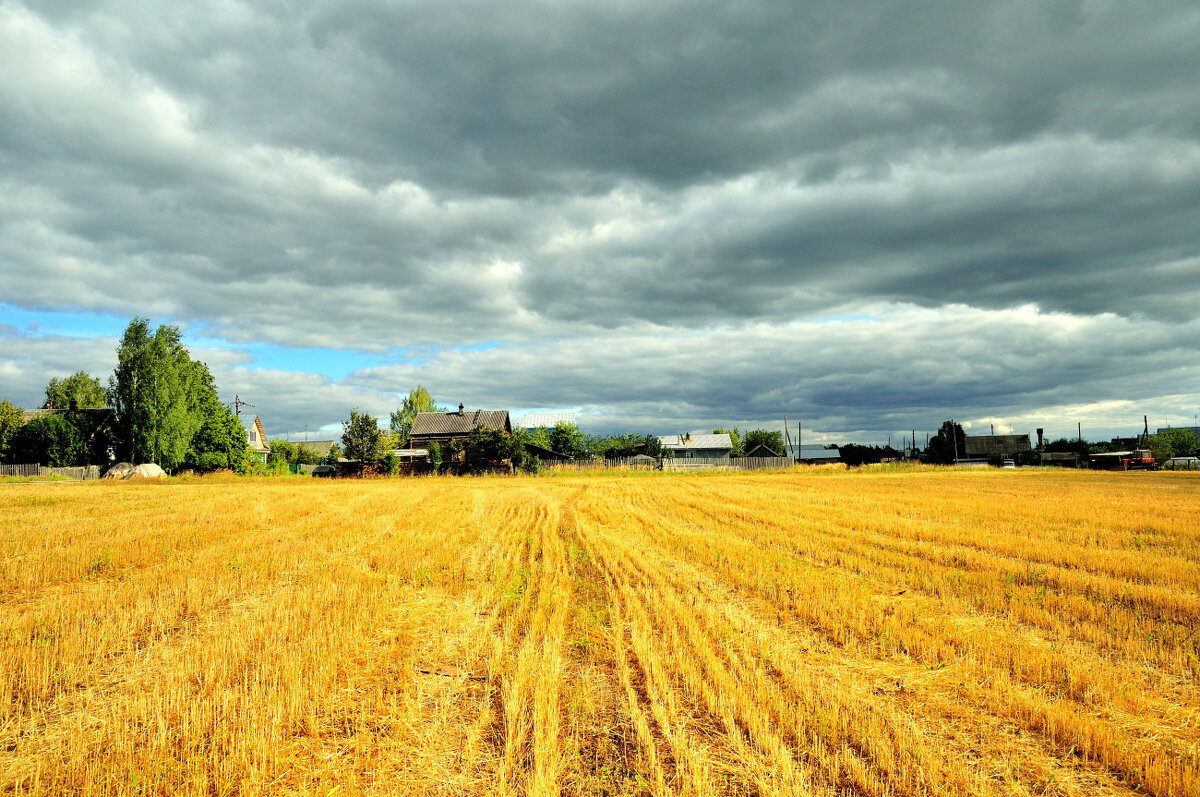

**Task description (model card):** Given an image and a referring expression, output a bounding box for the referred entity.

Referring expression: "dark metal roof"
[410,409,511,437]
[523,442,570,461]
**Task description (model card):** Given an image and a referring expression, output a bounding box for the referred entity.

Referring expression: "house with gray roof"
[657,433,733,459]
[518,412,578,429]
[409,404,512,450]
[796,444,841,464]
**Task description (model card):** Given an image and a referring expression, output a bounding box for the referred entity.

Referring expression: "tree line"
[8,323,1196,474]
[0,318,248,472]
[295,386,669,475]
[919,420,1197,465]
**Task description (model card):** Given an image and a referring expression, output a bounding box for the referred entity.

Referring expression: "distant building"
[1040,452,1079,468]
[1156,426,1200,438]
[657,433,733,459]
[294,440,337,463]
[960,434,1031,465]
[796,445,841,464]
[242,415,269,457]
[744,442,783,458]
[519,412,578,429]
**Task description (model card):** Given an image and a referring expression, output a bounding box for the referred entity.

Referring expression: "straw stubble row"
[2,469,1197,796]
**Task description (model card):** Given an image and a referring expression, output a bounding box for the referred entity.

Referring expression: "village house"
[656,433,733,459]
[242,415,269,459]
[409,404,512,452]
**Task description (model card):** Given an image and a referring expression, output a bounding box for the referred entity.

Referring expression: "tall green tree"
[743,429,785,457]
[0,400,22,463]
[342,410,385,464]
[389,386,443,447]
[11,414,85,466]
[109,318,203,471]
[549,422,589,459]
[1146,428,1198,463]
[525,425,553,450]
[44,371,107,409]
[924,420,965,464]
[183,362,248,472]
[1043,436,1090,458]
[586,433,661,459]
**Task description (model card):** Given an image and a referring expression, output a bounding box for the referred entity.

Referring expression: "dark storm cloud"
[2,0,1199,435]
[3,0,1199,343]
[6,305,1198,443]
[344,304,1200,441]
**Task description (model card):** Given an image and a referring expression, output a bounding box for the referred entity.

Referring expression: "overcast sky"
[2,0,1199,444]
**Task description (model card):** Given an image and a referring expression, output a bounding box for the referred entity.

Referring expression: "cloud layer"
[2,1,1198,440]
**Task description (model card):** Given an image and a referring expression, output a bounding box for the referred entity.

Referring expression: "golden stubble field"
[1,468,1198,797]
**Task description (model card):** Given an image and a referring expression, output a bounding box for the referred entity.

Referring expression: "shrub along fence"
[0,464,102,480]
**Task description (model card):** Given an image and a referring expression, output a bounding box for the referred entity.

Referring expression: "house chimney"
[685,432,691,443]
[458,403,465,415]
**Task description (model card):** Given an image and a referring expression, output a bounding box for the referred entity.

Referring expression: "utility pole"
[798,420,802,461]
[233,395,254,417]
[1078,422,1084,469]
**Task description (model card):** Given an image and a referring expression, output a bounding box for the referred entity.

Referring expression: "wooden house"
[408,404,512,451]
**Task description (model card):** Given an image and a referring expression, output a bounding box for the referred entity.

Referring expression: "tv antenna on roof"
[232,395,254,417]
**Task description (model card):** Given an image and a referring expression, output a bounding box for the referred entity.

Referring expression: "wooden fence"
[0,464,101,480]
[548,456,795,472]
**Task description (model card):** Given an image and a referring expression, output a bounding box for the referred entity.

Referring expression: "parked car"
[310,464,336,478]
[1001,459,1016,469]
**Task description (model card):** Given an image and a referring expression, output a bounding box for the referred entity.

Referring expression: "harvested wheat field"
[2,468,1199,797]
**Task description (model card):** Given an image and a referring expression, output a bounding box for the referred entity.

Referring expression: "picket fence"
[548,456,794,472]
[0,464,101,480]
